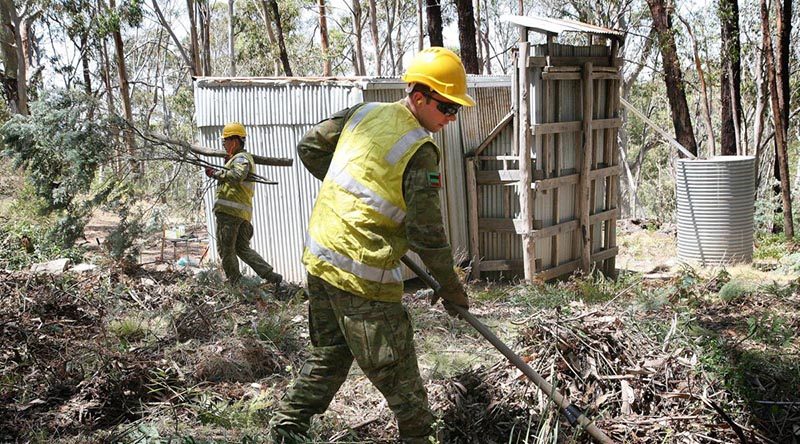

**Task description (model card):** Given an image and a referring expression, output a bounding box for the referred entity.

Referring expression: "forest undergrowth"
[1,247,798,443]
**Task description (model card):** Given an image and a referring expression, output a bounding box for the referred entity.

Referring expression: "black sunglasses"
[422,92,461,116]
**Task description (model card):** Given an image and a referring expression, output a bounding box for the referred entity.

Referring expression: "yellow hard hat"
[402,47,475,107]
[222,122,246,139]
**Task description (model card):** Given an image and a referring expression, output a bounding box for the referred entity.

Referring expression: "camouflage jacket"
[298,103,461,292]
[214,150,253,185]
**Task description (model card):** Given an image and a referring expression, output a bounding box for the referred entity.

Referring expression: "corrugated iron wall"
[195,77,510,283]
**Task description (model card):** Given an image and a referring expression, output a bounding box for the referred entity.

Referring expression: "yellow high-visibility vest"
[303,102,434,302]
[214,152,256,221]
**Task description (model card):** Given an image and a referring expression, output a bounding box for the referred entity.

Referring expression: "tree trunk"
[390,0,403,75]
[99,33,121,172]
[453,0,478,74]
[108,0,139,174]
[268,0,292,76]
[352,0,366,75]
[761,0,793,238]
[199,0,212,75]
[425,0,443,47]
[79,32,92,96]
[319,0,331,76]
[257,0,280,75]
[776,0,790,130]
[753,41,767,187]
[0,0,27,115]
[228,0,235,76]
[476,0,482,73]
[483,2,491,74]
[719,0,741,156]
[646,0,698,157]
[416,0,423,52]
[385,0,397,76]
[368,0,382,76]
[677,14,715,157]
[187,0,201,76]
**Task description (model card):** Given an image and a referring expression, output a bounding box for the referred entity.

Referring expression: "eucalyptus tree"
[425,0,443,47]
[453,0,478,73]
[96,0,144,174]
[0,90,114,247]
[0,0,46,115]
[319,0,331,75]
[761,0,793,238]
[267,0,292,75]
[719,0,742,155]
[645,0,697,157]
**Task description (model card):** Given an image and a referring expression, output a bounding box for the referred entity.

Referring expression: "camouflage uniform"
[269,104,463,443]
[212,149,282,284]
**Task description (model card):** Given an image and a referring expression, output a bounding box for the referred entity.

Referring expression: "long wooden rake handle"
[401,256,614,444]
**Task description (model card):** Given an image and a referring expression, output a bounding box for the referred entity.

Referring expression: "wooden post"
[466,158,481,280]
[553,79,563,268]
[519,40,535,281]
[579,62,594,272]
[603,41,620,277]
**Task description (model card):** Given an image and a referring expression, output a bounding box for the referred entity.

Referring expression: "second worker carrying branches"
[205,122,284,286]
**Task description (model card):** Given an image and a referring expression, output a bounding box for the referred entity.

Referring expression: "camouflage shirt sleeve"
[403,142,461,291]
[298,104,365,180]
[215,152,251,183]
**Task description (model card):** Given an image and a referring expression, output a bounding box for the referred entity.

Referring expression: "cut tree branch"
[147,132,293,167]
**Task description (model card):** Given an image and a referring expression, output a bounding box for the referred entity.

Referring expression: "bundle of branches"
[136,129,293,186]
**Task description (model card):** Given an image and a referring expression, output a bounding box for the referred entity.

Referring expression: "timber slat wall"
[466,34,622,281]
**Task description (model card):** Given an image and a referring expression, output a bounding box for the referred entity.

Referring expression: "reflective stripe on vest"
[329,169,406,224]
[347,102,380,132]
[215,198,252,212]
[303,102,434,301]
[306,235,404,283]
[386,127,430,165]
[214,152,256,221]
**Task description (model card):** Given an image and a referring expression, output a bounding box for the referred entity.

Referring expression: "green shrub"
[746,314,794,347]
[108,315,147,344]
[717,280,751,303]
[753,232,790,261]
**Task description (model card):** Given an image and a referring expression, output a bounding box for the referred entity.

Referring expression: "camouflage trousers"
[215,212,279,284]
[269,273,433,443]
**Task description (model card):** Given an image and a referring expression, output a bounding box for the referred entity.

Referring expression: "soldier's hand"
[205,167,218,178]
[430,283,469,317]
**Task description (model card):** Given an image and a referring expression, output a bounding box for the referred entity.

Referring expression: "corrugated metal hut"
[196,76,511,283]
[466,16,624,281]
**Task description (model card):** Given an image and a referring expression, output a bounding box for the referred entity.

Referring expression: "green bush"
[717,280,751,303]
[0,216,85,270]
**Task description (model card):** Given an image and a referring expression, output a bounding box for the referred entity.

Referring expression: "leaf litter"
[1,266,798,443]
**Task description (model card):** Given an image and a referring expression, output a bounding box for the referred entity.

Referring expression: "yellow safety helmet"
[402,47,475,107]
[222,122,246,139]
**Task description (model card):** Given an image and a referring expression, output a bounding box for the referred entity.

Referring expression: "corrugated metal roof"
[501,15,624,40]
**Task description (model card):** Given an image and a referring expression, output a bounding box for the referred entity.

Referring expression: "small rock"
[71,263,97,273]
[30,258,71,274]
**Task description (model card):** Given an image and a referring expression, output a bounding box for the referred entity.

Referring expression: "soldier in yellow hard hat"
[269,48,473,443]
[205,122,283,286]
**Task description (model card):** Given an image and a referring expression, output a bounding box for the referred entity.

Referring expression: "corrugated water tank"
[676,156,755,265]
